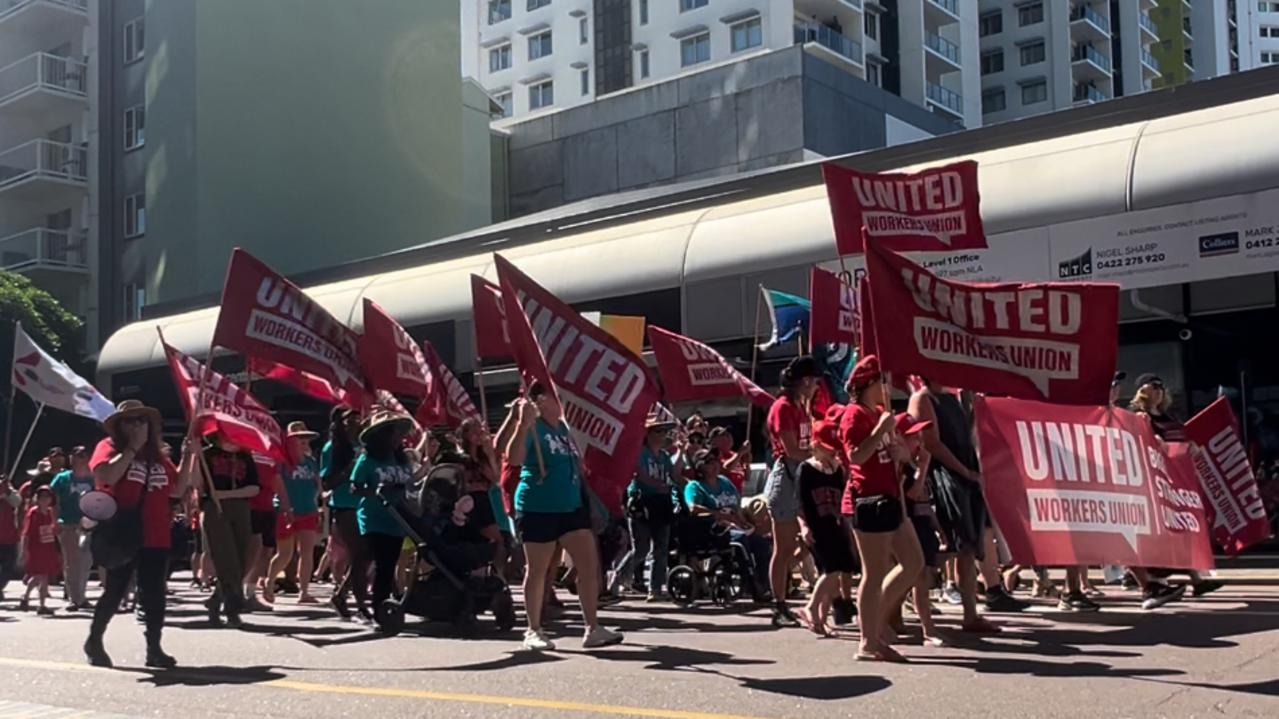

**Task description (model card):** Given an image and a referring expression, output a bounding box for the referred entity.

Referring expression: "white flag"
[11,325,114,421]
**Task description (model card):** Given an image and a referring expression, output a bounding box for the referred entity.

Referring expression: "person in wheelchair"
[674,450,770,604]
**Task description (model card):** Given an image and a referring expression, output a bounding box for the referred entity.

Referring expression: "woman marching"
[609,409,681,602]
[351,410,417,626]
[85,400,197,668]
[200,430,262,627]
[324,406,370,620]
[504,381,624,651]
[839,356,924,663]
[763,356,823,628]
[263,422,323,605]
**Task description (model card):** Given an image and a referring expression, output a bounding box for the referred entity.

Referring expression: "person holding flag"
[764,356,823,628]
[504,382,624,651]
[609,408,682,602]
[323,405,370,620]
[200,430,263,628]
[262,422,324,606]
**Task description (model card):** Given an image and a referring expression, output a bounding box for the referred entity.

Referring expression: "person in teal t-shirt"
[263,422,323,606]
[609,411,683,601]
[503,381,622,652]
[49,446,95,609]
[683,450,745,519]
[321,405,369,620]
[353,411,416,613]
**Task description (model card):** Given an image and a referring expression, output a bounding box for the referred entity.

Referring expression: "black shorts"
[928,468,986,561]
[911,515,940,568]
[810,524,857,575]
[251,510,277,548]
[851,495,903,534]
[515,507,591,545]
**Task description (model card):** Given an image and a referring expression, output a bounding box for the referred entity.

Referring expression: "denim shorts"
[763,458,801,521]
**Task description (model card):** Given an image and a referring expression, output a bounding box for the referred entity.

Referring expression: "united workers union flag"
[758,288,810,352]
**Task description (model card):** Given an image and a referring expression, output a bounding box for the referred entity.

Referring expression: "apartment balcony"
[1070,4,1111,42]
[1140,47,1162,76]
[925,81,963,122]
[1073,83,1108,105]
[1071,44,1113,80]
[0,52,86,124]
[1138,12,1158,42]
[794,23,864,70]
[0,227,87,273]
[925,0,960,25]
[924,31,962,72]
[0,138,87,204]
[0,1,87,51]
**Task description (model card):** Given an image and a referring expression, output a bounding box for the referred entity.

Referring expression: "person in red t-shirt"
[709,426,749,494]
[19,486,60,614]
[763,356,822,628]
[839,356,923,663]
[0,475,20,603]
[85,400,196,670]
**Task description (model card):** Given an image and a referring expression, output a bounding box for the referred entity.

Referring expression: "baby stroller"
[376,463,516,636]
[665,514,755,607]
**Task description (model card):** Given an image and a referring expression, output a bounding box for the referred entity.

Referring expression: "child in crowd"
[20,486,61,615]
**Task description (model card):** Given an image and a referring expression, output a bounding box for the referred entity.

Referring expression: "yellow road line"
[0,656,771,719]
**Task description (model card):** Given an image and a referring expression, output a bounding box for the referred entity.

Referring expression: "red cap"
[848,355,882,389]
[894,412,932,436]
[812,420,841,452]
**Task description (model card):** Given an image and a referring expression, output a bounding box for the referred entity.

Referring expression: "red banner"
[212,249,364,400]
[360,299,432,399]
[865,241,1119,404]
[418,341,483,430]
[471,274,512,360]
[495,254,660,513]
[647,326,774,409]
[810,266,858,347]
[823,159,986,255]
[161,338,286,463]
[246,357,358,407]
[975,396,1215,570]
[1183,397,1271,553]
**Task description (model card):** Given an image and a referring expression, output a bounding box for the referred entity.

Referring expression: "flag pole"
[192,334,222,513]
[745,284,764,438]
[474,359,490,431]
[3,321,18,474]
[7,402,44,482]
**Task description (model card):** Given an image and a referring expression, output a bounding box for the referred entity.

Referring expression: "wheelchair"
[664,515,756,608]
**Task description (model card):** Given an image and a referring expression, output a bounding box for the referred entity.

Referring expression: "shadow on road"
[123,664,287,688]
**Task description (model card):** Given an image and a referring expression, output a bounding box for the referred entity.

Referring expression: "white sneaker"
[522,629,556,651]
[583,625,624,649]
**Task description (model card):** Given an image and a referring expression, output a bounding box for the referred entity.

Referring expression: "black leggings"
[366,532,403,609]
[0,544,17,596]
[90,548,169,648]
[332,508,370,610]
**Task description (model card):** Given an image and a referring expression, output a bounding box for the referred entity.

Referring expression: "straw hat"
[103,399,162,436]
[286,421,319,439]
[359,410,415,444]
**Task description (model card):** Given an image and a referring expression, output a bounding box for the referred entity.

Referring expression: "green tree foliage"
[0,270,84,358]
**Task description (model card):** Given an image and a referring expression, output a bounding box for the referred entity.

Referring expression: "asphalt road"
[1,567,1278,719]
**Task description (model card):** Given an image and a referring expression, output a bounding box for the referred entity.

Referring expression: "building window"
[867,61,882,87]
[1018,3,1044,27]
[528,30,553,60]
[124,193,145,238]
[865,12,879,40]
[1261,25,1279,37]
[981,50,1004,75]
[982,88,1007,113]
[1020,41,1046,66]
[1263,51,1279,64]
[1021,80,1047,105]
[639,0,649,24]
[529,79,553,109]
[580,17,589,44]
[122,283,146,323]
[1184,47,1194,67]
[680,32,711,66]
[123,105,145,150]
[527,0,551,10]
[979,10,1003,36]
[731,18,762,52]
[680,0,708,11]
[638,48,650,78]
[123,17,145,64]
[1263,2,1279,12]
[580,68,590,95]
[1183,15,1193,36]
[488,0,511,24]
[495,91,512,117]
[489,43,512,72]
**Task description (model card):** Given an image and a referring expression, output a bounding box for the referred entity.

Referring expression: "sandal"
[856,645,908,663]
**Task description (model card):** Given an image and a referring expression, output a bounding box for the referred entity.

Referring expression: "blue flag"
[758,288,810,351]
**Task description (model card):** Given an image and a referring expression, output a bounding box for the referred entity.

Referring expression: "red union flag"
[212,249,364,400]
[1182,397,1271,553]
[360,299,432,399]
[865,241,1119,404]
[420,341,482,430]
[495,254,659,513]
[647,326,774,409]
[161,337,285,462]
[810,266,858,346]
[247,357,358,407]
[471,274,512,359]
[823,159,986,255]
[975,396,1215,570]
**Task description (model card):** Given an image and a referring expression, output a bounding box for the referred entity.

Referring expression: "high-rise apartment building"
[977,1,1163,123]
[0,0,99,343]
[1257,1,1279,67]
[465,0,982,129]
[1150,0,1260,86]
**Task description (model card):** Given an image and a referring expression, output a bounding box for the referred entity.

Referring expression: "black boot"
[145,640,177,669]
[84,635,113,668]
[204,594,223,627]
